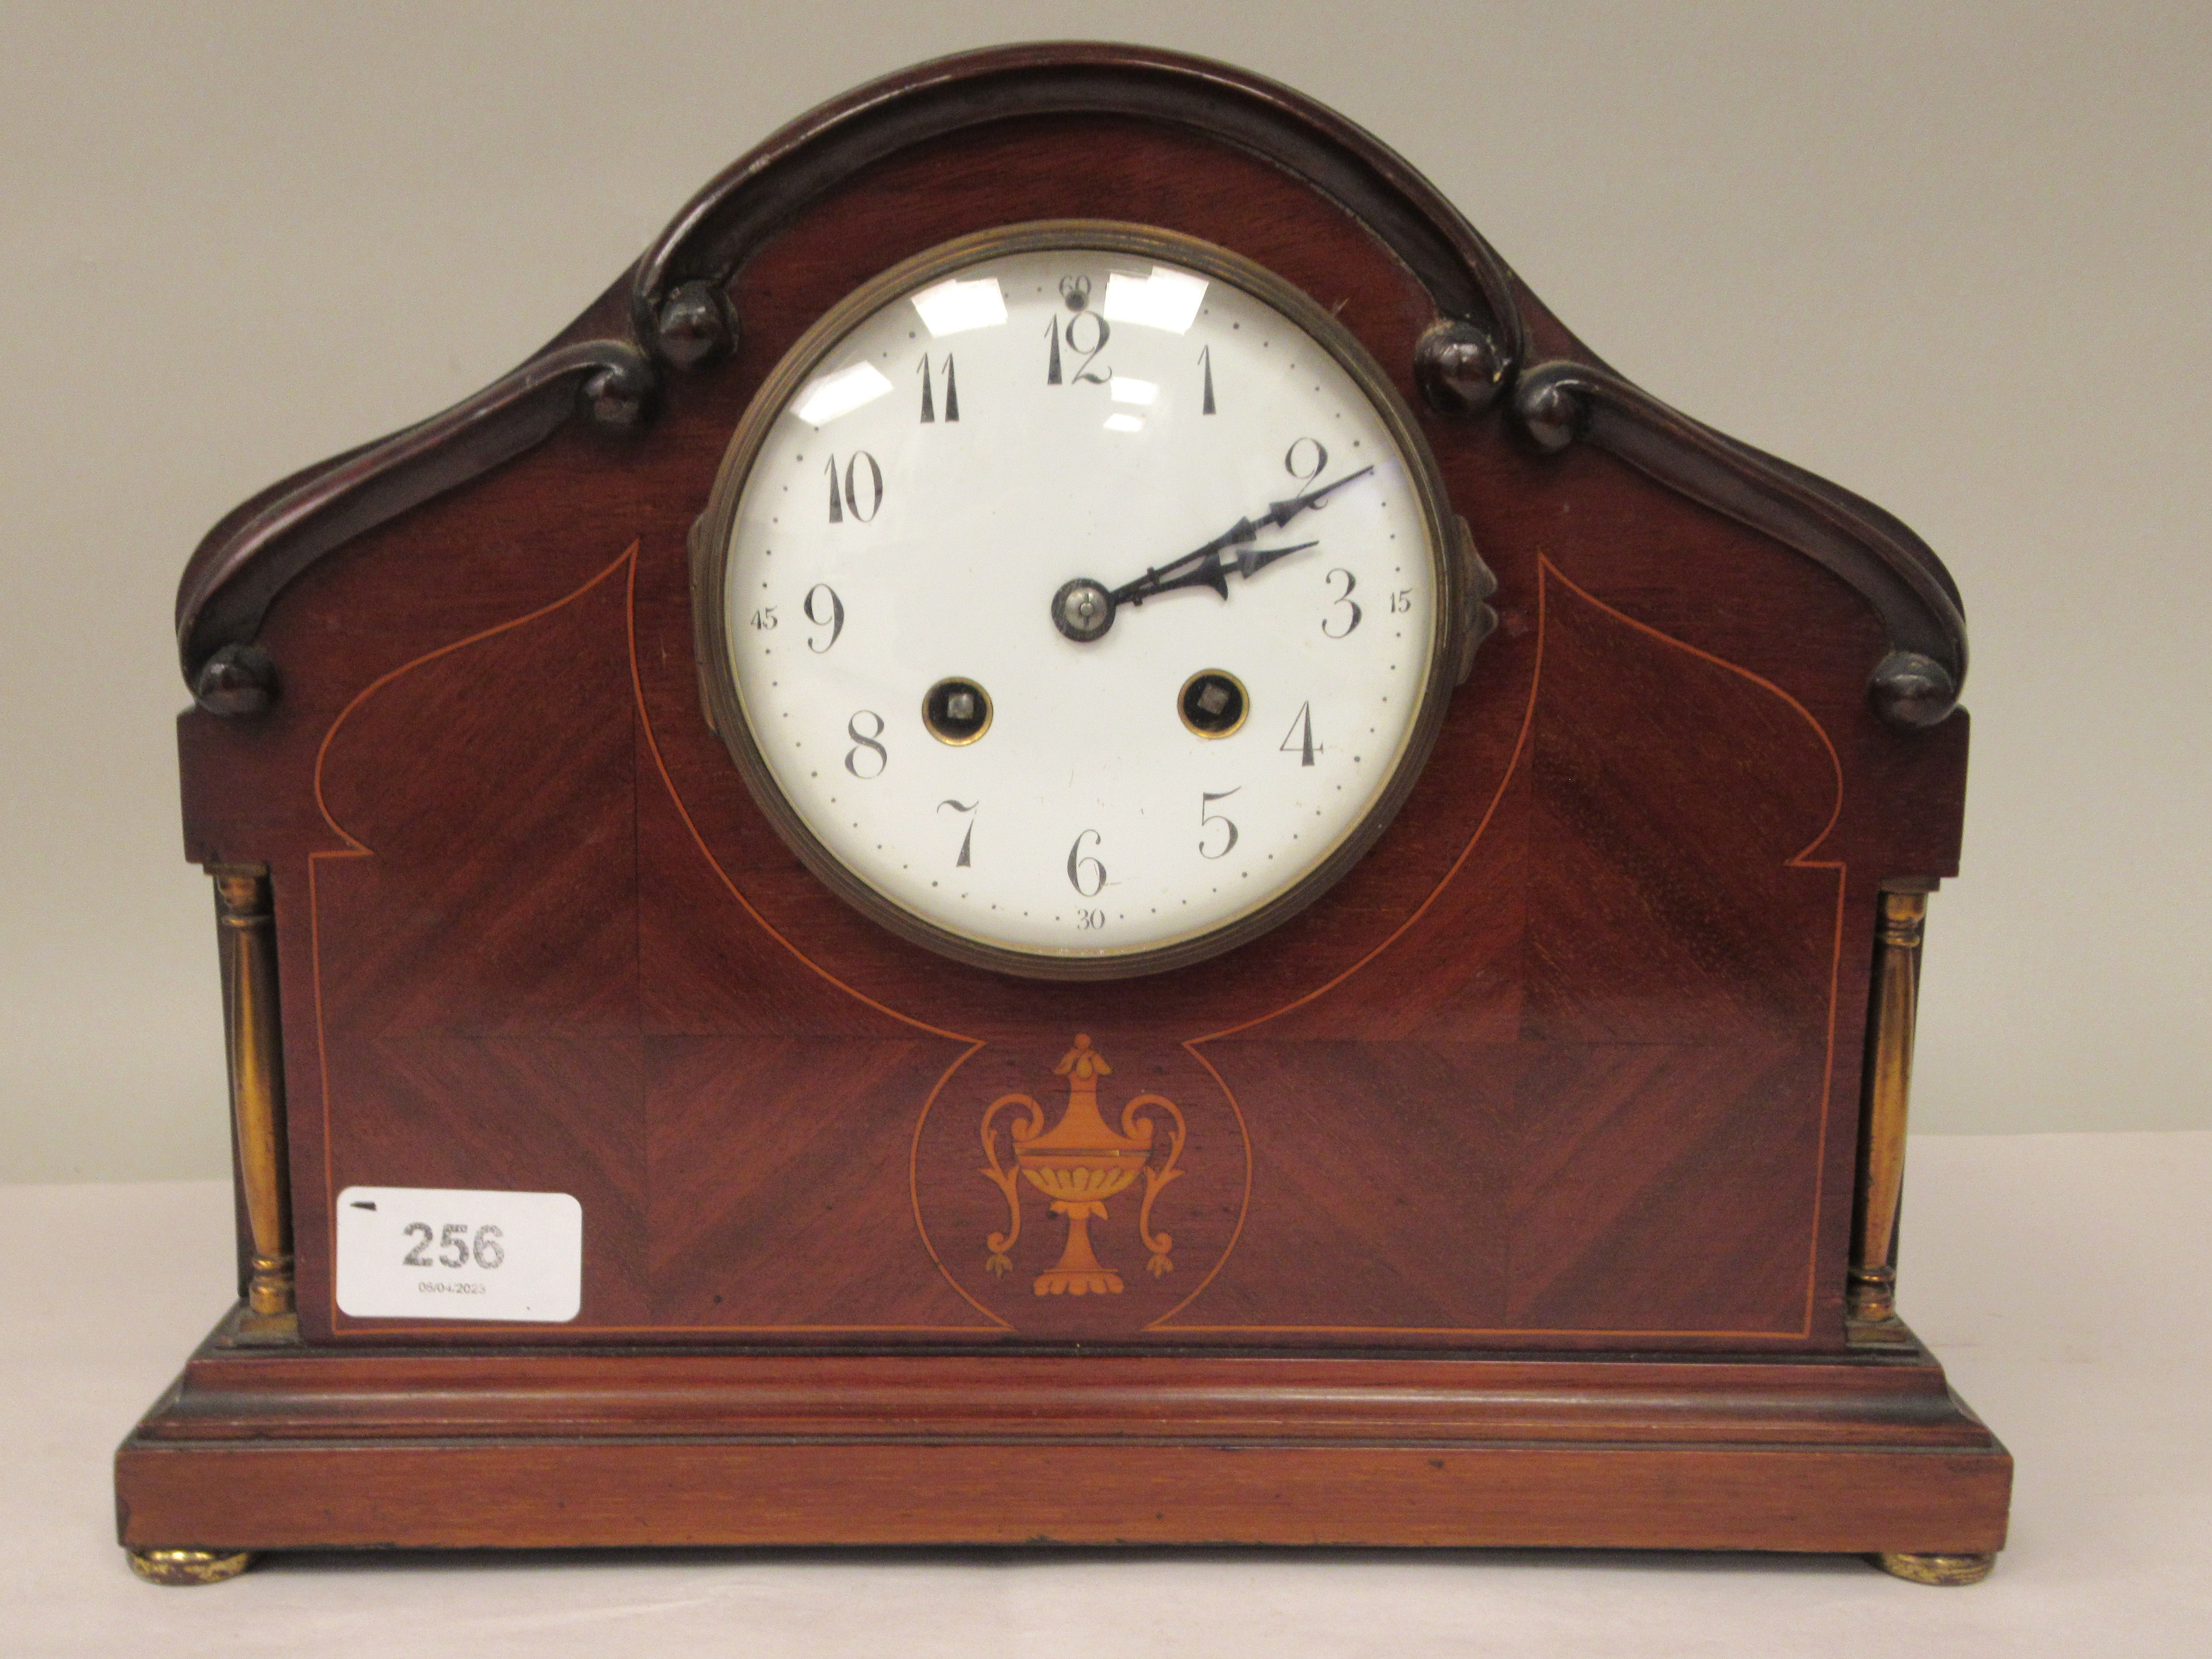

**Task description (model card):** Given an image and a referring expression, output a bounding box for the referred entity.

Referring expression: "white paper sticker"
[335,1186,582,1322]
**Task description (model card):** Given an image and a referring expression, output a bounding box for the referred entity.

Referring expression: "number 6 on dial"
[1068,830,1107,898]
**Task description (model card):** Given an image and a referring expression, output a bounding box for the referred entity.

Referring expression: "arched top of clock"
[627,43,1529,378]
[172,40,1965,728]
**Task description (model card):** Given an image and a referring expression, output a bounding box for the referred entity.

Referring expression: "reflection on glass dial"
[719,237,1444,968]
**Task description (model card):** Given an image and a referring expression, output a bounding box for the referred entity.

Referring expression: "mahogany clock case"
[120,44,2005,1571]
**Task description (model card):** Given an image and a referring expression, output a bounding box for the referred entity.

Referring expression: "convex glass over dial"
[696,223,1466,977]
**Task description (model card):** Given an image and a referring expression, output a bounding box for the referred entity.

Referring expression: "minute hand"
[1105,466,1376,608]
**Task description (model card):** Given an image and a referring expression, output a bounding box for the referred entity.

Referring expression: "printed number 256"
[402,1222,505,1269]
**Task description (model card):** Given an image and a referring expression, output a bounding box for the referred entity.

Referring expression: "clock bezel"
[689,218,1470,980]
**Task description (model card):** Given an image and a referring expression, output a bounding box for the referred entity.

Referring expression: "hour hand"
[1051,466,1374,643]
[1109,538,1319,608]
[1126,462,1373,602]
[1232,538,1319,580]
[1053,536,1317,643]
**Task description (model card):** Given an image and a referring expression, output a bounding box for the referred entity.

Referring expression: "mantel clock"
[119,44,2007,1588]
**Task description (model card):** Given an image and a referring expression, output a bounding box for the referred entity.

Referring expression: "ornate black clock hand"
[1051,466,1375,643]
[1234,538,1320,579]
[1119,464,1376,604]
[1108,538,1318,608]
[1256,463,1374,534]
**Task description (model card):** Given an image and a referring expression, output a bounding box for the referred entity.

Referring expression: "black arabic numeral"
[938,798,978,868]
[749,606,777,631]
[1199,789,1241,859]
[1322,568,1362,638]
[1065,311,1111,383]
[1286,437,1328,485]
[1046,279,1111,387]
[803,583,844,653]
[439,1222,469,1269]
[918,353,959,422]
[1281,701,1318,767]
[846,452,882,521]
[1067,829,1107,897]
[402,1222,432,1267]
[1389,588,1413,614]
[825,452,882,523]
[844,710,887,779]
[472,1225,504,1269]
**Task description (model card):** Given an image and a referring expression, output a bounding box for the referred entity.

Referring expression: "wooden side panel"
[311,559,641,1037]
[1522,573,1840,1048]
[306,558,651,1328]
[645,1035,990,1330]
[1500,566,1841,1333]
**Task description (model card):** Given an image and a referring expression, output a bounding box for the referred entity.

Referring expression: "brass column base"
[232,1304,301,1345]
[126,1547,256,1586]
[1844,1274,1916,1349]
[1845,1305,1916,1349]
[1870,1550,1997,1586]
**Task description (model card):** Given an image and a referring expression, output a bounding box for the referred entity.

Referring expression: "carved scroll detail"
[175,341,656,709]
[1512,360,1968,728]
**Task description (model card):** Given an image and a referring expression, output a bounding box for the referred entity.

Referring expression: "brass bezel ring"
[690,220,1469,981]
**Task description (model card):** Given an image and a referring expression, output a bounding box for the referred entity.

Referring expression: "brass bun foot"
[127,1547,256,1586]
[1870,1550,1996,1586]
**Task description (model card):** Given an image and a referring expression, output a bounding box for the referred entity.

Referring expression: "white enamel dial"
[705,226,1457,976]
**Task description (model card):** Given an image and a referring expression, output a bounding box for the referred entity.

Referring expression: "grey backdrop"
[4,1,2205,1182]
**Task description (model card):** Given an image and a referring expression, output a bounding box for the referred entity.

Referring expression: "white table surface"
[5,1132,2207,1657]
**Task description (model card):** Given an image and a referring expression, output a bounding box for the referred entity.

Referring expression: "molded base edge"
[116,1309,2011,1562]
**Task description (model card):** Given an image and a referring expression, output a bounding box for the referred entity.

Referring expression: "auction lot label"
[335,1186,582,1322]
